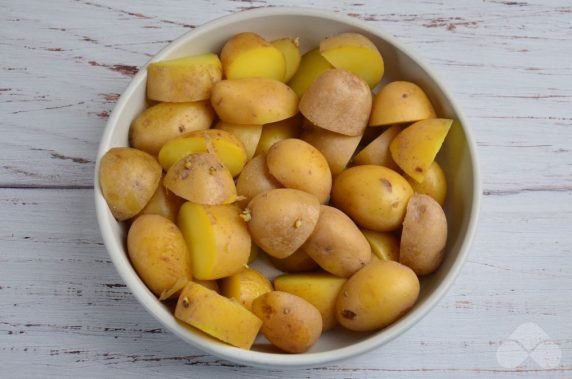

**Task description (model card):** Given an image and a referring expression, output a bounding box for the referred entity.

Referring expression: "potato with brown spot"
[400,194,448,275]
[369,81,436,126]
[251,291,322,353]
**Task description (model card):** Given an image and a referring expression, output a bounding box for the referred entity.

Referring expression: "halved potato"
[158,129,247,176]
[178,202,250,280]
[220,268,273,311]
[299,69,372,136]
[319,32,384,88]
[246,188,320,259]
[405,161,447,206]
[221,32,286,81]
[271,37,301,82]
[211,78,298,125]
[301,120,361,176]
[129,101,214,156]
[288,48,333,98]
[215,121,262,160]
[147,53,222,102]
[175,282,262,349]
[255,115,301,155]
[274,273,346,331]
[352,125,401,169]
[99,147,161,221]
[236,154,282,207]
[164,153,236,205]
[361,230,400,261]
[266,138,332,203]
[369,81,436,126]
[390,118,453,182]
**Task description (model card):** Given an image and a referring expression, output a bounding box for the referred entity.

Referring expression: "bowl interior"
[95,7,480,369]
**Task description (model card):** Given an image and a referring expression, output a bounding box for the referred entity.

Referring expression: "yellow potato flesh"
[220,268,273,311]
[193,279,220,293]
[320,32,384,88]
[288,48,333,98]
[215,121,262,160]
[127,214,192,298]
[178,203,251,280]
[139,177,185,222]
[271,37,301,82]
[221,32,286,81]
[99,147,161,221]
[175,282,262,350]
[390,118,453,182]
[369,81,436,126]
[405,161,447,206]
[158,129,247,177]
[352,125,401,169]
[147,53,222,102]
[361,230,400,261]
[255,115,301,156]
[274,273,346,331]
[211,78,298,125]
[129,101,214,156]
[163,153,236,205]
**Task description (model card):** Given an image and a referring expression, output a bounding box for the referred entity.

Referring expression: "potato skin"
[127,214,192,298]
[336,260,420,331]
[352,125,401,170]
[302,205,371,278]
[220,268,273,311]
[139,177,185,222]
[247,188,320,259]
[400,194,448,275]
[251,291,322,353]
[164,153,236,205]
[254,115,301,156]
[268,249,318,273]
[129,101,214,156]
[99,147,161,221]
[405,161,447,206]
[299,69,372,136]
[211,78,298,125]
[236,154,282,208]
[266,138,332,204]
[331,165,413,232]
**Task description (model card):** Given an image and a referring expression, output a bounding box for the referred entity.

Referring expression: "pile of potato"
[99,31,452,353]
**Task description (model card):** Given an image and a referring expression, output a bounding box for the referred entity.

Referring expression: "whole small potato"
[252,291,322,353]
[129,101,214,156]
[336,260,420,331]
[236,154,282,207]
[299,69,372,136]
[99,147,161,221]
[247,188,320,259]
[266,138,332,203]
[331,165,413,232]
[164,153,236,205]
[400,194,448,275]
[302,205,371,278]
[127,214,192,298]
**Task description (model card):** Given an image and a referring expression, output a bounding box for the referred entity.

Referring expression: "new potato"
[215,121,262,160]
[255,115,301,155]
[271,37,301,82]
[236,154,282,207]
[405,161,447,206]
[369,81,436,126]
[352,125,401,169]
[267,249,318,273]
[139,177,185,222]
[220,268,273,311]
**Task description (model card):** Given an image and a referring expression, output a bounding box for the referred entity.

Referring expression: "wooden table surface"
[1,0,571,377]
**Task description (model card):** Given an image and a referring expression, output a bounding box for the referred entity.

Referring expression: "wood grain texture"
[1,0,571,377]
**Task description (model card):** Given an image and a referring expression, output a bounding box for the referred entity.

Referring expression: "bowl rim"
[94,6,481,369]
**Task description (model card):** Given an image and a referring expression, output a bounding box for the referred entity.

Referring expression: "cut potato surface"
[361,230,400,262]
[405,161,447,206]
[390,118,453,182]
[271,37,301,82]
[221,32,286,81]
[158,129,247,177]
[299,69,372,136]
[320,32,384,88]
[178,202,250,280]
[352,125,401,169]
[288,48,333,98]
[175,282,262,349]
[215,121,262,160]
[147,53,222,102]
[220,268,273,311]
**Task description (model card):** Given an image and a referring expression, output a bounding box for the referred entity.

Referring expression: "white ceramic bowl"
[95,7,481,369]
